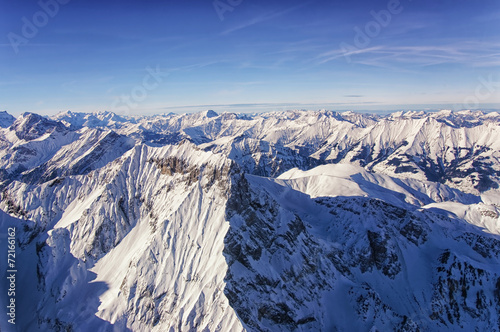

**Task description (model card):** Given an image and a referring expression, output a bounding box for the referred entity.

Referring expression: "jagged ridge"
[1,109,500,331]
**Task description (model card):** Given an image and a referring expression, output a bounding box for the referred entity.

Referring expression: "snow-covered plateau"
[1,109,500,331]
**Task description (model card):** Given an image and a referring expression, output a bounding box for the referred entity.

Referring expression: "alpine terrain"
[1,109,500,331]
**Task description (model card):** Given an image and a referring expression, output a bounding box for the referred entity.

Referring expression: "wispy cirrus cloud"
[220,2,314,35]
[317,41,500,68]
[317,46,384,64]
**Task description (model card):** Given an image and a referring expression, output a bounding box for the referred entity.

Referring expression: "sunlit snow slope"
[1,109,500,331]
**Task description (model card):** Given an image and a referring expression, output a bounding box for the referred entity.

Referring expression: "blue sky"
[1,0,499,116]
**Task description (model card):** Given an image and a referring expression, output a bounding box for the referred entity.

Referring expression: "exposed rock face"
[2,109,500,194]
[0,111,16,128]
[223,173,500,331]
[1,109,500,331]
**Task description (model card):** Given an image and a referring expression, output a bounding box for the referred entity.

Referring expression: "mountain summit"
[1,110,499,331]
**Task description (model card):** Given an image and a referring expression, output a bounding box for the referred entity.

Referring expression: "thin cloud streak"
[221,2,314,35]
[317,42,500,68]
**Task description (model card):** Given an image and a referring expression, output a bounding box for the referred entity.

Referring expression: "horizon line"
[3,104,500,118]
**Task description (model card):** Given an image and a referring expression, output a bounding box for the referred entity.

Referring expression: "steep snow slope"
[225,172,500,331]
[141,109,500,194]
[277,164,480,207]
[1,109,500,331]
[45,109,500,195]
[0,115,136,190]
[52,110,133,130]
[0,111,15,128]
[0,113,80,186]
[276,164,500,235]
[2,143,244,331]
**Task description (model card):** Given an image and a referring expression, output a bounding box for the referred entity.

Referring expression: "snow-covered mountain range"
[1,109,500,331]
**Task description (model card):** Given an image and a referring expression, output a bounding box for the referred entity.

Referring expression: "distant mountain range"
[1,109,500,331]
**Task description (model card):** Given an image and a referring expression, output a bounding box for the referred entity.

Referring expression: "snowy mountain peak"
[205,109,218,118]
[1,109,500,331]
[51,110,132,129]
[11,112,66,140]
[0,110,15,128]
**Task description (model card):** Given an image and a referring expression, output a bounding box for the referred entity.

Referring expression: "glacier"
[1,109,500,331]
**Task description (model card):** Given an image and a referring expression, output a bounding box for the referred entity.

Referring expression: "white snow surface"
[1,109,500,331]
